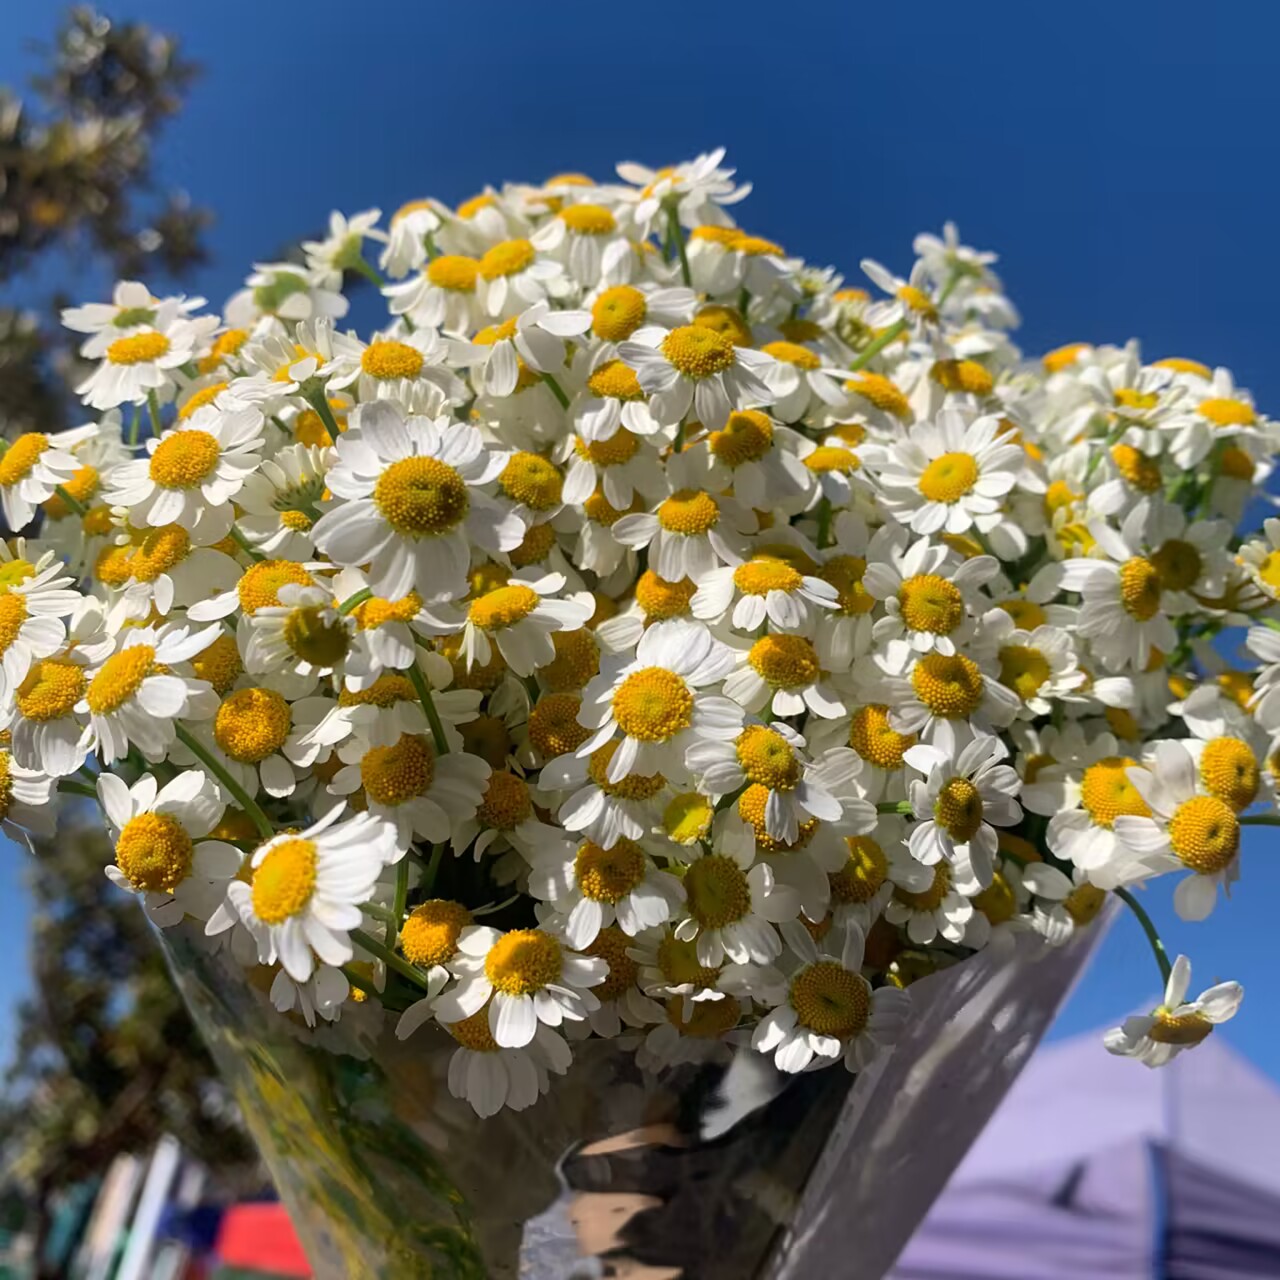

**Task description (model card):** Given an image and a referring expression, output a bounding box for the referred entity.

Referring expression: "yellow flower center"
[591,285,647,342]
[612,667,693,742]
[894,862,952,912]
[694,303,752,346]
[831,836,888,904]
[748,633,819,688]
[1114,387,1159,412]
[709,410,773,466]
[499,451,562,510]
[1148,1009,1214,1046]
[361,733,435,806]
[849,704,915,770]
[804,445,860,475]
[178,382,227,420]
[458,714,513,769]
[998,598,1047,629]
[846,372,910,418]
[456,193,494,219]
[1220,446,1255,480]
[657,932,721,988]
[479,238,536,279]
[934,776,983,842]
[123,524,190,583]
[560,203,615,234]
[1079,756,1150,829]
[635,571,695,620]
[214,688,291,762]
[282,605,349,667]
[1109,443,1161,492]
[998,645,1051,700]
[587,740,665,799]
[1044,480,1080,518]
[818,555,874,616]
[733,557,802,597]
[445,1006,499,1052]
[373,456,469,537]
[476,770,532,831]
[0,594,26,655]
[656,489,719,536]
[527,693,591,758]
[899,573,964,635]
[1153,357,1211,378]
[0,434,49,487]
[973,871,1018,925]
[931,358,994,396]
[1168,795,1239,874]
[918,451,979,504]
[575,838,646,903]
[1198,737,1259,812]
[911,652,984,718]
[735,724,801,791]
[1150,538,1202,593]
[684,854,751,929]
[87,645,156,714]
[662,791,714,844]
[738,783,817,851]
[736,234,785,257]
[1043,342,1089,373]
[251,838,318,924]
[466,584,539,632]
[574,429,641,467]
[541,628,599,691]
[790,962,870,1038]
[401,899,471,967]
[761,340,820,370]
[42,463,100,518]
[16,659,85,721]
[586,926,639,1000]
[897,284,937,319]
[690,224,742,247]
[149,430,221,490]
[106,331,170,364]
[361,340,424,381]
[190,633,242,695]
[485,928,562,995]
[660,325,736,379]
[236,560,314,614]
[115,812,194,893]
[666,995,741,1038]
[1199,397,1255,427]
[338,674,417,708]
[200,327,248,373]
[1119,556,1162,621]
[586,358,644,401]
[1065,882,1107,927]
[426,255,479,292]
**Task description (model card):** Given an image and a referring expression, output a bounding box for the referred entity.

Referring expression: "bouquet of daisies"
[4,149,1259,1119]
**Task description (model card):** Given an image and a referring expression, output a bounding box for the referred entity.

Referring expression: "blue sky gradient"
[2,0,1278,1068]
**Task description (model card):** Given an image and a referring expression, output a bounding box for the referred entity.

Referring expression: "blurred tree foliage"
[0,5,211,438]
[0,11,253,1272]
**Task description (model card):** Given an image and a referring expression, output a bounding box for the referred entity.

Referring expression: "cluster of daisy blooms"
[2,148,1263,1118]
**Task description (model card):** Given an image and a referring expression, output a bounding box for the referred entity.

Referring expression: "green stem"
[936,267,965,308]
[877,800,915,815]
[407,662,450,755]
[421,844,445,895]
[1241,814,1280,827]
[668,206,692,288]
[351,928,429,990]
[349,256,386,288]
[228,525,265,562]
[128,405,141,448]
[848,318,907,371]
[175,724,274,839]
[342,965,378,999]
[521,673,541,705]
[305,390,342,441]
[815,496,833,549]
[388,858,409,951]
[1114,886,1172,986]
[1083,419,1127,484]
[337,587,372,616]
[146,390,164,439]
[54,484,88,518]
[57,778,98,800]
[542,372,571,410]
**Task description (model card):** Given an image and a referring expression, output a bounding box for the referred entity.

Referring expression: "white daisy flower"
[235,443,331,559]
[474,237,565,317]
[383,252,484,330]
[302,208,386,277]
[754,921,910,1074]
[99,770,240,928]
[0,424,99,529]
[558,425,666,512]
[723,632,847,720]
[971,610,1087,718]
[692,554,838,634]
[0,748,56,847]
[432,924,607,1049]
[571,351,664,444]
[531,201,633,285]
[860,257,941,330]
[103,403,265,530]
[61,279,204,339]
[1104,954,1242,1068]
[615,148,751,238]
[323,327,466,408]
[700,410,811,510]
[225,261,349,330]
[878,648,1022,751]
[0,544,83,699]
[312,400,524,602]
[223,807,399,982]
[756,339,853,424]
[576,618,741,783]
[584,282,697,349]
[243,584,354,684]
[75,303,216,410]
[883,855,976,945]
[539,739,669,851]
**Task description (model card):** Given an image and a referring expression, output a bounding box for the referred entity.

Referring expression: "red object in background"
[214,1203,311,1277]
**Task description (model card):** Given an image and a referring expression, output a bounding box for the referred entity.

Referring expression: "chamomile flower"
[302,208,386,277]
[692,554,838,633]
[224,808,399,982]
[225,261,348,329]
[531,201,632,285]
[1104,954,1242,1068]
[723,632,846,720]
[571,352,664,444]
[324,328,465,407]
[0,424,99,530]
[611,483,755,585]
[234,444,331,559]
[378,198,442,279]
[883,857,975,945]
[474,237,565,317]
[538,739,669,850]
[99,770,239,927]
[243,584,354,683]
[312,400,524,602]
[860,257,941,330]
[0,546,83,699]
[754,921,910,1073]
[75,304,216,410]
[0,749,57,846]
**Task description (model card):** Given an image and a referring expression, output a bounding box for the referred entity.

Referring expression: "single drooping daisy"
[416,573,595,678]
[558,427,666,514]
[571,351,664,444]
[618,323,773,430]
[0,424,99,530]
[330,732,490,852]
[860,257,941,330]
[585,281,697,349]
[700,410,811,510]
[378,198,441,278]
[222,808,399,982]
[80,622,221,764]
[99,769,240,928]
[826,818,907,933]
[692,553,838,634]
[302,207,386,277]
[1114,740,1242,921]
[753,921,911,1074]
[904,734,1023,890]
[431,924,607,1049]
[104,403,265,530]
[756,339,853,423]
[0,748,56,847]
[862,410,1022,535]
[529,835,685,948]
[312,400,524,602]
[392,899,475,1040]
[723,632,846,720]
[615,148,751,238]
[1104,954,1243,1068]
[326,328,467,408]
[576,618,741,783]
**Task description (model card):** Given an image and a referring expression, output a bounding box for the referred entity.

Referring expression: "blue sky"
[2,0,1278,1068]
